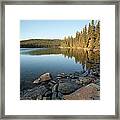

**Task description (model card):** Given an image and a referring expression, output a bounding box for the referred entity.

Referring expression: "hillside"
[20,39,61,48]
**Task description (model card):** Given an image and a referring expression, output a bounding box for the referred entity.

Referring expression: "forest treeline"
[20,39,61,48]
[61,20,100,50]
[20,20,100,50]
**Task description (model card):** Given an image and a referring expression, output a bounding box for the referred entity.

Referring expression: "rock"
[87,83,100,91]
[81,70,90,77]
[58,92,64,100]
[51,91,64,100]
[56,76,62,79]
[44,90,52,97]
[89,65,100,77]
[70,79,83,86]
[33,78,40,84]
[37,95,43,100]
[20,96,32,100]
[92,96,100,100]
[70,76,79,79]
[58,82,80,95]
[57,73,70,79]
[52,92,58,100]
[40,73,52,82]
[95,81,100,86]
[64,83,100,100]
[61,73,65,75]
[69,72,80,79]
[79,77,94,85]
[59,78,71,83]
[37,85,49,95]
[31,94,38,100]
[52,84,58,92]
[46,97,51,100]
[43,97,47,100]
[57,73,65,78]
[43,96,51,100]
[50,80,57,84]
[47,81,55,89]
[94,79,100,85]
[71,79,78,82]
[33,73,52,84]
[92,71,100,77]
[74,72,80,76]
[91,90,100,100]
[75,79,82,85]
[22,85,48,100]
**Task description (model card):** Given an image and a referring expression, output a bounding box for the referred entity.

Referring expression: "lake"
[20,48,100,90]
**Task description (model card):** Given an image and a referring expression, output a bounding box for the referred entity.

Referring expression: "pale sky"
[20,20,91,40]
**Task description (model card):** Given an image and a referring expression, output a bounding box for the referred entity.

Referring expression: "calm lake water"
[20,48,100,90]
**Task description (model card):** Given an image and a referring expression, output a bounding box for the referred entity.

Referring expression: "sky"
[20,20,91,40]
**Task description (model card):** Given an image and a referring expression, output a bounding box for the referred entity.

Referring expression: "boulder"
[40,73,52,81]
[64,83,100,100]
[58,82,80,95]
[87,83,100,91]
[22,85,48,100]
[33,73,52,84]
[70,79,80,85]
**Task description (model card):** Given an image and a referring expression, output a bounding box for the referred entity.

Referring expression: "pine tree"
[95,21,100,49]
[61,20,100,50]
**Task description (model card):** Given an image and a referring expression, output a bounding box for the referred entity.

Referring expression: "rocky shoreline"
[20,64,100,100]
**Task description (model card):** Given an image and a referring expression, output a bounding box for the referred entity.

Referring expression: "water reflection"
[22,48,100,72]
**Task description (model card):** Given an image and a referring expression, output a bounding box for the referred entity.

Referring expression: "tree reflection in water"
[26,48,100,73]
